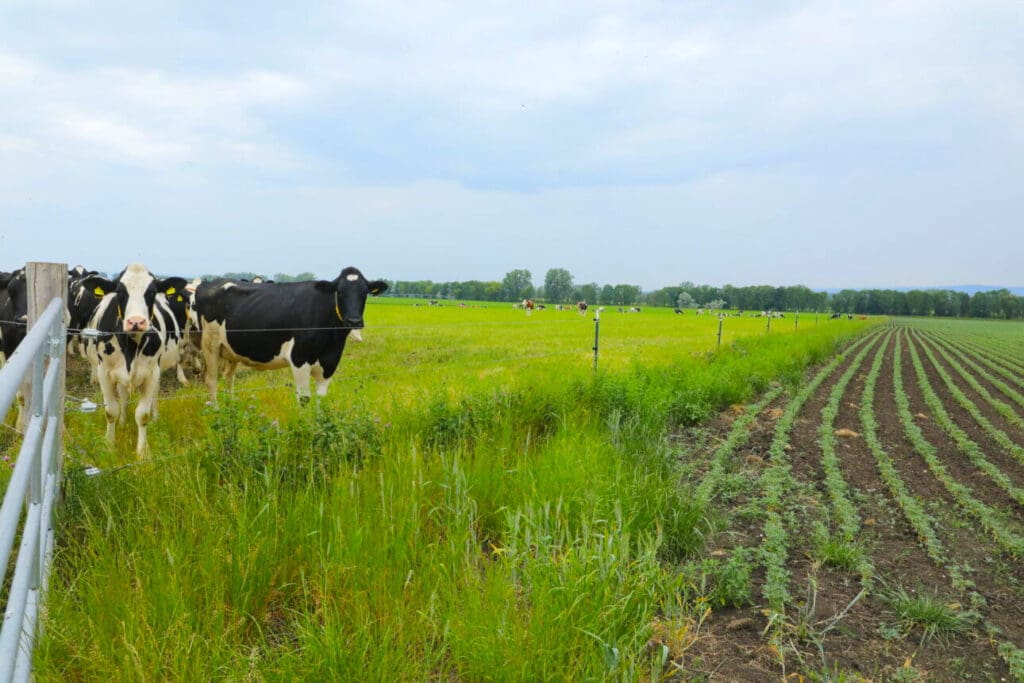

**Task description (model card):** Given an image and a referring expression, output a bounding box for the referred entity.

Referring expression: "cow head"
[318,267,388,331]
[81,264,188,334]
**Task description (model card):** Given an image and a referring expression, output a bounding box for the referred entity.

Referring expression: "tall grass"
[35,305,876,679]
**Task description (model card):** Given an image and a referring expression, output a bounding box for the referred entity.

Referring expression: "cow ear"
[81,275,115,299]
[158,277,189,297]
[0,272,11,289]
[368,280,389,296]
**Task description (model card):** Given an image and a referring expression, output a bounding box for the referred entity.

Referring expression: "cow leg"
[311,365,331,397]
[115,380,129,425]
[201,334,220,404]
[291,364,313,405]
[176,362,188,386]
[134,366,160,456]
[96,365,120,445]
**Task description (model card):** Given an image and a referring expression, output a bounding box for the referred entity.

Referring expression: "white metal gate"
[0,266,66,682]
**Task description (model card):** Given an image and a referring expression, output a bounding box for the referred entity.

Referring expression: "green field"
[32,303,875,680]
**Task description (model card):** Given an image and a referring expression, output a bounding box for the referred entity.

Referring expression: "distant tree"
[970,291,992,318]
[544,268,575,303]
[610,284,641,305]
[484,281,503,301]
[599,284,615,305]
[830,289,857,314]
[501,269,534,302]
[676,291,696,309]
[705,298,726,310]
[575,283,598,305]
[273,272,317,282]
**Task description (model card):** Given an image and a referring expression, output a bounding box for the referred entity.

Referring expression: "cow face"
[323,267,388,330]
[82,265,188,334]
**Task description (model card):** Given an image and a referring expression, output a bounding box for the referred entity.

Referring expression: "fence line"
[0,281,66,683]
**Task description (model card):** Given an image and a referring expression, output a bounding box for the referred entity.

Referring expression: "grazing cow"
[193,267,387,404]
[673,308,683,314]
[523,299,535,316]
[829,312,841,320]
[577,301,588,315]
[629,307,642,313]
[80,264,188,455]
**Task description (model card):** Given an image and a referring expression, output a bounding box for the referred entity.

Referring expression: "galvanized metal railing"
[0,297,65,683]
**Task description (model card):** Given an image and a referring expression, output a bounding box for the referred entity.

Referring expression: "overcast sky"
[1,1,1021,290]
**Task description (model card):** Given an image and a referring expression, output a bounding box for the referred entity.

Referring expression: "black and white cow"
[0,269,27,365]
[66,266,101,356]
[0,269,31,431]
[193,267,387,404]
[80,264,188,455]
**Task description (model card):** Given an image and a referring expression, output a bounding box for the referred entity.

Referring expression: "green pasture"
[32,302,874,680]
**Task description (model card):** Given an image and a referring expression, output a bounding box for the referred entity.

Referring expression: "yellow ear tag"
[166,287,176,295]
[177,295,184,302]
[93,286,105,297]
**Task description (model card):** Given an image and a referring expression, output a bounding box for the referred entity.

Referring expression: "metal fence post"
[592,308,600,370]
[795,311,799,330]
[717,316,723,350]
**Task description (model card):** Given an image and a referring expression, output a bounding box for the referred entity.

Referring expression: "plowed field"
[675,320,1024,681]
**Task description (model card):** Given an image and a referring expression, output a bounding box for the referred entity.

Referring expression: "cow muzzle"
[343,318,364,330]
[125,316,149,332]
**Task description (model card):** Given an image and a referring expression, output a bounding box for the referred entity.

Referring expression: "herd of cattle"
[1,264,388,454]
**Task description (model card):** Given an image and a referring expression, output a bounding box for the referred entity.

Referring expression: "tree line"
[194,269,1024,319]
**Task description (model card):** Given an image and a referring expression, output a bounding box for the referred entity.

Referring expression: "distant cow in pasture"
[576,301,588,315]
[193,267,388,404]
[673,308,683,314]
[829,312,842,320]
[80,264,189,455]
[523,299,535,316]
[629,307,641,313]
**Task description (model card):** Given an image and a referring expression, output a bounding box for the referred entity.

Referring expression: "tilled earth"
[670,324,1024,681]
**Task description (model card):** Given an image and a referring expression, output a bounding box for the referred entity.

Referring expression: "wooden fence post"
[22,263,66,441]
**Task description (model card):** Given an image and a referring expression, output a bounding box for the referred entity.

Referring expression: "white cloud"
[55,112,191,164]
[0,48,310,170]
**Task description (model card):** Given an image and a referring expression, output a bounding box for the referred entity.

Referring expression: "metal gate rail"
[0,298,65,682]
